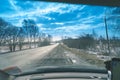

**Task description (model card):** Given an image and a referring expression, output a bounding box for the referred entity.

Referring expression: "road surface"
[0,43,97,72]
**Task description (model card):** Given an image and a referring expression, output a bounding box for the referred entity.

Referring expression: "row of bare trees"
[0,18,52,52]
[62,33,120,53]
[62,34,95,49]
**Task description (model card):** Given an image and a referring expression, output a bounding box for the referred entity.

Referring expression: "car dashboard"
[14,72,107,80]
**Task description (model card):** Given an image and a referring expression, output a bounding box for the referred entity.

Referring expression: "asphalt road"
[0,43,97,72]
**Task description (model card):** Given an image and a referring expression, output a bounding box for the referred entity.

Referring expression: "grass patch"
[61,44,105,67]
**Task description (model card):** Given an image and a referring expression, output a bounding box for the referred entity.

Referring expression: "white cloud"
[51,22,64,25]
[62,14,104,25]
[55,23,103,32]
[14,19,23,27]
[34,3,85,15]
[37,23,44,27]
[37,24,46,30]
[1,1,87,27]
[9,0,21,11]
[52,36,62,41]
[5,1,86,18]
[1,0,106,38]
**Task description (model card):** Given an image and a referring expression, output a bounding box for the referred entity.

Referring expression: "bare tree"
[5,26,19,52]
[17,27,25,50]
[22,19,39,48]
[0,18,9,46]
[63,34,95,49]
[29,19,39,48]
[0,18,19,52]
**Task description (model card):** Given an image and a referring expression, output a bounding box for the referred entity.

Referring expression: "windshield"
[0,0,120,73]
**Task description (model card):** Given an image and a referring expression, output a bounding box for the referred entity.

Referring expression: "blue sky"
[0,0,117,41]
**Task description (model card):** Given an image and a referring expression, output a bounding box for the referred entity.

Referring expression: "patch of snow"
[72,59,77,63]
[87,51,98,55]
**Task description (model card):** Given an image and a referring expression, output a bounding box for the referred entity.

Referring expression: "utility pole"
[104,15,111,55]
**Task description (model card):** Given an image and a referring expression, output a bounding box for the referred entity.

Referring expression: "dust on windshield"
[0,0,120,72]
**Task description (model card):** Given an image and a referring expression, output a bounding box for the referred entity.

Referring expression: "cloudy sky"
[0,0,116,41]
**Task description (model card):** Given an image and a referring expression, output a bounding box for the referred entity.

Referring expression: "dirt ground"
[61,44,105,67]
